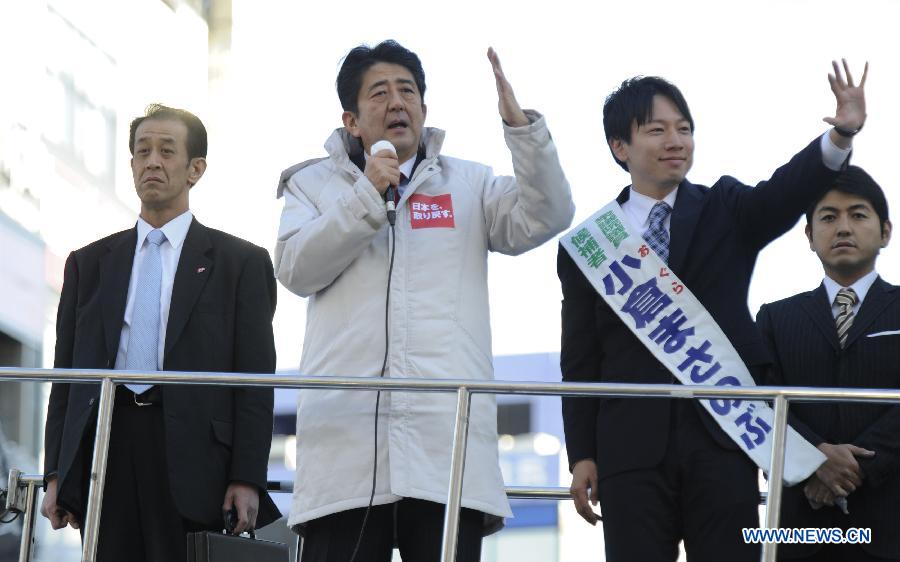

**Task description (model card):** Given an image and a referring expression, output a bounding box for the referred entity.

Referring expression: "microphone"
[370,140,398,226]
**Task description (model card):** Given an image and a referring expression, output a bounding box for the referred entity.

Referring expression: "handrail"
[4,366,900,562]
[4,367,900,403]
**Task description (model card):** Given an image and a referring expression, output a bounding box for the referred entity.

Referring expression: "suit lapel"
[844,277,899,348]
[99,229,137,365]
[800,284,841,351]
[165,219,213,359]
[667,181,703,273]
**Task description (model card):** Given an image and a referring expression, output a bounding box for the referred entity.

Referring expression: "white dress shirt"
[620,131,851,233]
[823,269,879,319]
[115,211,194,386]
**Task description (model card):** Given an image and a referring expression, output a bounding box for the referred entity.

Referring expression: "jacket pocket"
[210,419,234,448]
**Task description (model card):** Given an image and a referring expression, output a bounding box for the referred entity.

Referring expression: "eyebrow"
[367,78,416,94]
[817,204,872,215]
[646,117,690,126]
[135,136,176,145]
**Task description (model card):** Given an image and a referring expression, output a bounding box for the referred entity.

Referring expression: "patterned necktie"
[643,201,672,263]
[125,229,166,393]
[835,287,859,349]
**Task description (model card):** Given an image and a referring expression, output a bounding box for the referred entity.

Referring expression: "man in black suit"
[39,104,280,562]
[558,61,867,561]
[757,166,898,561]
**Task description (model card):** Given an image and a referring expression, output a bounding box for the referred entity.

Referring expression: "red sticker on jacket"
[408,193,455,229]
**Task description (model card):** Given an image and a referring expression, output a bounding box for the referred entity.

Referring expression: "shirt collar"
[136,210,194,251]
[823,269,879,306]
[628,186,679,227]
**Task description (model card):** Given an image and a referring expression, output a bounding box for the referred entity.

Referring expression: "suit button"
[89,398,95,406]
[106,360,112,368]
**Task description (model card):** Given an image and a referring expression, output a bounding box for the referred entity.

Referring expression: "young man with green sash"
[558,62,868,561]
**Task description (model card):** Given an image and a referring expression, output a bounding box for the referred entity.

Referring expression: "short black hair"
[603,76,694,171]
[336,40,426,114]
[806,165,890,233]
[129,104,207,160]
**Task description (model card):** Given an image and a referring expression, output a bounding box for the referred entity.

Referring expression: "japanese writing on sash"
[561,202,825,485]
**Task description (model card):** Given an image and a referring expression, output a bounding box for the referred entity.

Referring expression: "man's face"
[343,62,426,163]
[131,118,205,215]
[611,95,694,196]
[806,190,891,282]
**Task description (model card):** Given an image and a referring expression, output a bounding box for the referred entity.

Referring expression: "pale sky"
[185,0,900,370]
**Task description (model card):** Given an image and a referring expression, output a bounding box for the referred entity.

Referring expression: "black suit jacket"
[44,218,281,527]
[559,137,843,480]
[757,278,900,558]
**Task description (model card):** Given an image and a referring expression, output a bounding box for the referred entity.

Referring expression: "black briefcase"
[186,530,290,562]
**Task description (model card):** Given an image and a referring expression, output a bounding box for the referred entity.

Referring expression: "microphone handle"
[385,185,397,226]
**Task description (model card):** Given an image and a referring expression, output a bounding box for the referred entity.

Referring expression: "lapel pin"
[197,267,206,273]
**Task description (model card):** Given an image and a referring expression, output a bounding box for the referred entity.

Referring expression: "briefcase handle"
[224,507,256,539]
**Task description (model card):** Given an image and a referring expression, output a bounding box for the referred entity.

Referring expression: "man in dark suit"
[559,61,867,561]
[757,166,898,561]
[39,104,280,562]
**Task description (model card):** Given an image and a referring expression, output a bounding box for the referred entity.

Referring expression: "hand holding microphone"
[367,140,399,225]
[365,140,400,195]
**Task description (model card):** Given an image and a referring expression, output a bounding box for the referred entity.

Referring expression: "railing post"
[441,387,472,562]
[81,377,116,562]
[762,393,789,562]
[15,479,38,562]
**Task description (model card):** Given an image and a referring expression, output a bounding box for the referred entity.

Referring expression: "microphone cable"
[348,198,397,562]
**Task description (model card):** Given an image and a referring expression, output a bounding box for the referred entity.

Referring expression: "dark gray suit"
[758,278,900,560]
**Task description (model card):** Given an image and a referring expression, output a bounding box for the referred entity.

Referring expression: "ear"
[805,223,815,251]
[610,138,629,165]
[882,219,892,248]
[187,157,207,188]
[422,103,427,122]
[342,111,361,138]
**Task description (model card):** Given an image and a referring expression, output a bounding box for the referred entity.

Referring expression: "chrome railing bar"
[441,388,472,562]
[3,368,900,404]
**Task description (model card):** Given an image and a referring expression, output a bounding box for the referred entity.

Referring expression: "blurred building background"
[0,0,221,558]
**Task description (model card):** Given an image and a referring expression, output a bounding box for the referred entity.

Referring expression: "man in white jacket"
[275,40,574,561]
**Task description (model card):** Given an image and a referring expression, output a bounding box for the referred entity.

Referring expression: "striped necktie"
[643,201,672,263]
[125,229,166,393]
[835,287,859,349]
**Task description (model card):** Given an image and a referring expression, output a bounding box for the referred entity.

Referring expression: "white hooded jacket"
[275,111,574,530]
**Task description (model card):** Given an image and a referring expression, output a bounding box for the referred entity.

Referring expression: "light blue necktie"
[125,229,166,394]
[643,201,672,264]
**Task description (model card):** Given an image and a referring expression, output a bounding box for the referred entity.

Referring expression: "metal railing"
[3,367,900,562]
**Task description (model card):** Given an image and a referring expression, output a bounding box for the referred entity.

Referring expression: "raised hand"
[824,59,868,132]
[487,47,529,128]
